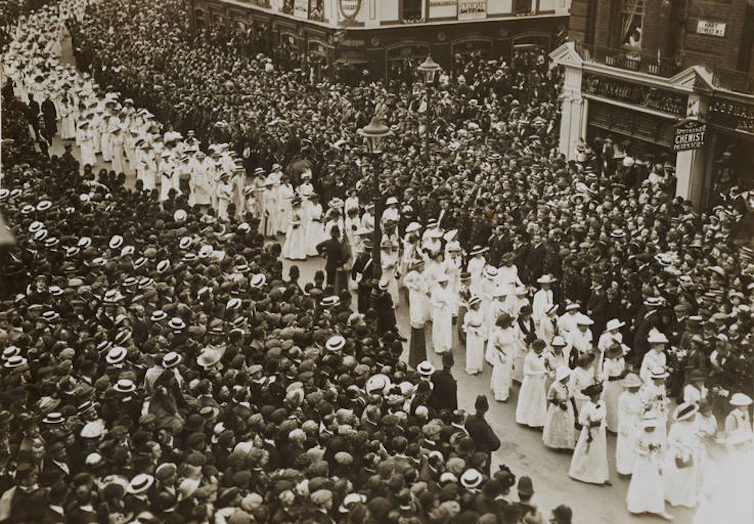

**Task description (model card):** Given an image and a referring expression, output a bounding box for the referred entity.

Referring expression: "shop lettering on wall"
[458,0,487,20]
[582,73,687,116]
[710,98,754,133]
[673,120,706,152]
[339,39,365,47]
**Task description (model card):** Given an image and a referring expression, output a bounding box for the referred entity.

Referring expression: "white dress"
[569,400,609,484]
[282,209,307,260]
[305,203,326,257]
[485,299,506,364]
[381,250,400,308]
[664,420,701,508]
[216,181,233,220]
[515,351,548,427]
[464,308,486,375]
[600,357,625,432]
[404,270,428,329]
[626,432,666,515]
[543,381,576,449]
[616,391,642,475]
[430,285,453,354]
[80,128,96,166]
[467,256,485,295]
[489,326,515,401]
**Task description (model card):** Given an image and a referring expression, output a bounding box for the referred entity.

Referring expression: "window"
[402,0,422,21]
[621,0,644,51]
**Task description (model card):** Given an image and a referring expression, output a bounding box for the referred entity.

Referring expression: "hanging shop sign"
[673,120,706,152]
[582,73,687,116]
[458,0,487,20]
[294,0,309,19]
[338,0,361,20]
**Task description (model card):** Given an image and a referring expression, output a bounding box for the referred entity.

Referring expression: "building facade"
[551,0,754,210]
[188,0,571,82]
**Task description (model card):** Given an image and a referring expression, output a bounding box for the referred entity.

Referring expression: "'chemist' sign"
[673,121,706,152]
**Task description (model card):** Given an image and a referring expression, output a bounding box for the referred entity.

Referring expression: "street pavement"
[50,35,696,524]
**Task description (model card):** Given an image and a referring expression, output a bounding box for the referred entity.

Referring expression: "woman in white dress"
[79,121,96,167]
[305,194,326,257]
[463,296,485,375]
[600,344,626,432]
[380,239,400,308]
[664,402,702,508]
[543,366,575,450]
[536,304,558,349]
[627,415,673,520]
[544,335,568,394]
[110,127,126,175]
[404,260,428,369]
[512,304,536,384]
[430,273,454,354]
[515,339,548,428]
[616,373,644,476]
[496,252,523,296]
[489,312,515,402]
[466,246,487,296]
[276,178,295,235]
[60,97,76,139]
[216,173,234,221]
[282,198,307,260]
[485,286,507,365]
[569,383,610,485]
[569,353,596,418]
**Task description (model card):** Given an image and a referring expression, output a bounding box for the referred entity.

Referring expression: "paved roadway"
[48,35,696,524]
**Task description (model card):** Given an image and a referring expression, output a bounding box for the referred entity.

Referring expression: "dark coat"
[465,413,500,453]
[430,369,458,412]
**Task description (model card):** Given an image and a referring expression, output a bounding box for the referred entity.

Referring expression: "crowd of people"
[1,0,753,522]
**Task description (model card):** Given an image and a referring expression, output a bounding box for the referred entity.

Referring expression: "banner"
[294,0,309,19]
[458,0,486,20]
[673,120,706,152]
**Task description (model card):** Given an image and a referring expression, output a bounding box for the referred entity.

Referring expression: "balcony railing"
[574,43,682,78]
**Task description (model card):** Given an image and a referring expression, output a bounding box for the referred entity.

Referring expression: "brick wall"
[683,0,749,73]
[568,0,589,43]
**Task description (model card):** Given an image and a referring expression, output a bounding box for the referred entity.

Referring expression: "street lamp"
[417,55,440,161]
[357,116,392,281]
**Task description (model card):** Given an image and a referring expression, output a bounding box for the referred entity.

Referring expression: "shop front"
[549,42,754,211]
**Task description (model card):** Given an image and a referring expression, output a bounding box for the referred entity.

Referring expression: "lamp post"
[357,116,392,281]
[417,55,440,162]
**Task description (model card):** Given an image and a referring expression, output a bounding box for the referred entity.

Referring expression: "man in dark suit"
[350,239,375,314]
[431,352,457,412]
[316,226,348,291]
[465,395,500,476]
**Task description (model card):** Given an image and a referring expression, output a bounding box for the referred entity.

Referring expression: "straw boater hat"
[621,373,642,388]
[536,275,556,284]
[647,329,669,344]
[730,393,753,407]
[417,360,435,376]
[604,319,625,332]
[673,402,699,422]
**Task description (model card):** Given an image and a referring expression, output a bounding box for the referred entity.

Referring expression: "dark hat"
[474,395,489,412]
[551,504,573,524]
[581,383,603,397]
[517,475,534,496]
